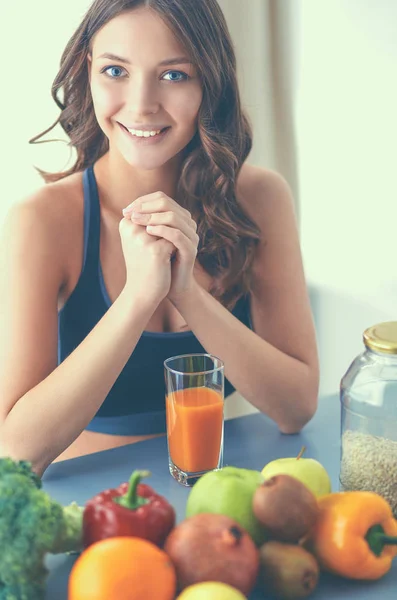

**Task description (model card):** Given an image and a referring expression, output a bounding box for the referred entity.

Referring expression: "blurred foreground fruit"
[176,581,247,600]
[261,447,331,498]
[186,466,267,545]
[253,474,319,543]
[68,536,176,600]
[258,541,319,600]
[164,513,259,595]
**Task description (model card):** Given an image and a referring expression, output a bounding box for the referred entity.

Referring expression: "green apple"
[186,466,267,545]
[261,447,331,497]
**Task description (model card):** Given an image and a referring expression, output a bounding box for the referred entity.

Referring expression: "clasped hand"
[122,192,199,303]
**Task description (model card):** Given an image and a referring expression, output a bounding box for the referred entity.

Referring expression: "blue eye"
[102,66,127,79]
[162,70,189,82]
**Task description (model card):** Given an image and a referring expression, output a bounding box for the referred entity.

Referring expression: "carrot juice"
[166,386,224,473]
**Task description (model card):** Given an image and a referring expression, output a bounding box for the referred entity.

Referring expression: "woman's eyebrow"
[97,52,192,66]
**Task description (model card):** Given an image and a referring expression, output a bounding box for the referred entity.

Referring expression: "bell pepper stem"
[114,470,151,510]
[381,535,397,544]
[366,524,397,556]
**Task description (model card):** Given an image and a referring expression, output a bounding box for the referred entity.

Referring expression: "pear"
[261,447,331,497]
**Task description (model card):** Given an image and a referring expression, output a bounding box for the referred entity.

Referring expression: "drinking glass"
[164,353,224,486]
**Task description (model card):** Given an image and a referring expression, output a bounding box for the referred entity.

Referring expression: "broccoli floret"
[0,457,43,489]
[0,581,44,600]
[0,458,83,600]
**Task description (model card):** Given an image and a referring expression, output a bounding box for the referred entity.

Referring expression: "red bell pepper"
[83,470,175,548]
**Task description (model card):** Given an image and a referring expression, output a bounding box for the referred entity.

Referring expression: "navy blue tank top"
[58,166,252,435]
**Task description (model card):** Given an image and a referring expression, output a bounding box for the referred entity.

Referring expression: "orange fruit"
[68,536,176,600]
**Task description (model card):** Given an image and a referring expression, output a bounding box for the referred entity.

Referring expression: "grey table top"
[43,394,397,599]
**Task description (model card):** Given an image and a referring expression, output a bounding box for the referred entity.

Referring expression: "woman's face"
[88,7,203,171]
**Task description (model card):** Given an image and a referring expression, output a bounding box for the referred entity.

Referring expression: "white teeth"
[126,128,162,137]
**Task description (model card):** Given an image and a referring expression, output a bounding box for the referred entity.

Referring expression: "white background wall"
[298,0,397,304]
[0,1,395,400]
[296,0,396,393]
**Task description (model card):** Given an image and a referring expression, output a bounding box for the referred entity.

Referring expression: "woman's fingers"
[123,192,178,214]
[145,225,197,259]
[124,192,194,227]
[131,210,199,244]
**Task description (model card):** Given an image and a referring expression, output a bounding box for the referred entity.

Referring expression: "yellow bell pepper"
[307,491,397,580]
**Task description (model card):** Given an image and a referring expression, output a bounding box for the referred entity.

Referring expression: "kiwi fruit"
[259,541,320,599]
[253,474,319,542]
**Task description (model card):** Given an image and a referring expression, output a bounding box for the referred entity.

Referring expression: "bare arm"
[0,195,172,476]
[171,169,319,433]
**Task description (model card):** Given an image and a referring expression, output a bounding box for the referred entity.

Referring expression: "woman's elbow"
[278,407,316,435]
[278,382,319,435]
[0,437,47,479]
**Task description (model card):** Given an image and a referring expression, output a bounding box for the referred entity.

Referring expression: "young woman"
[0,0,319,477]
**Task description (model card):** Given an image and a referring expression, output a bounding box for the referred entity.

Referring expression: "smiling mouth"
[118,122,171,138]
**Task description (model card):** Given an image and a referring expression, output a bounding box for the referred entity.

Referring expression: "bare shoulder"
[9,171,83,228]
[8,172,82,234]
[2,172,84,285]
[236,163,296,232]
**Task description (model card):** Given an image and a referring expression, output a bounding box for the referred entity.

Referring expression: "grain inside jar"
[340,429,397,518]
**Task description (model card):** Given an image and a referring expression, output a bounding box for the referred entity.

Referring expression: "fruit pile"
[67,448,397,600]
[1,455,396,599]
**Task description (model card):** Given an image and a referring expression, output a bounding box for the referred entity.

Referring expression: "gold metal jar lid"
[363,322,397,354]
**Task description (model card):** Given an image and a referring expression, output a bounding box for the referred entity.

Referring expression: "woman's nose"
[126,75,160,116]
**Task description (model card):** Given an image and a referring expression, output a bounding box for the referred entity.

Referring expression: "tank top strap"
[82,165,101,274]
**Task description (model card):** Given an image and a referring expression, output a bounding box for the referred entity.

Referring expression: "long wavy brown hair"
[30,0,261,309]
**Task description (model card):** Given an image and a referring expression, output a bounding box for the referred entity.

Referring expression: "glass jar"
[340,321,397,517]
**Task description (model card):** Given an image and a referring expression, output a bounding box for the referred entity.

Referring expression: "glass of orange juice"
[164,353,224,486]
